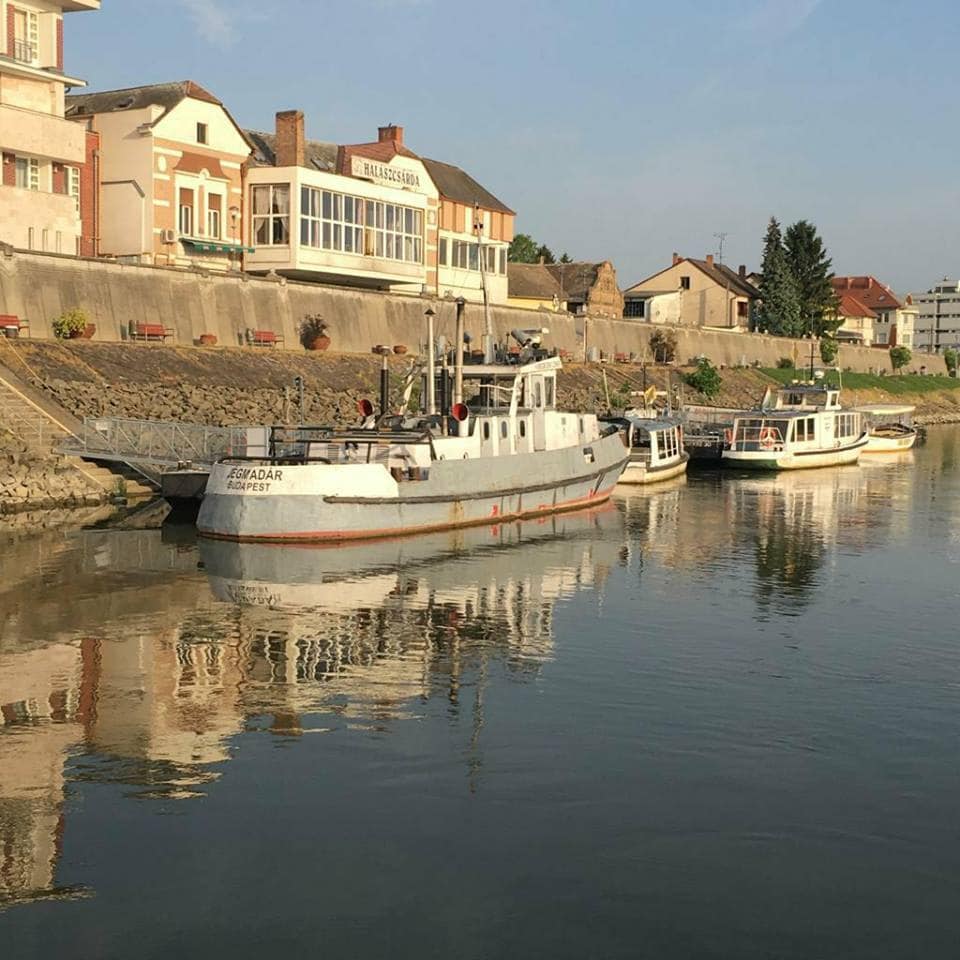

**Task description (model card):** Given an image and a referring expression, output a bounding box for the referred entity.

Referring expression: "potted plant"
[393,344,408,355]
[300,314,330,351]
[199,333,218,346]
[52,307,91,340]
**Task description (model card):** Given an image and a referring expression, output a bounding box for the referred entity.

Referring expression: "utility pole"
[474,202,494,363]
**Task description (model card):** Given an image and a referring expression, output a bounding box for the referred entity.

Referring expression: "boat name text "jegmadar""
[226,466,284,493]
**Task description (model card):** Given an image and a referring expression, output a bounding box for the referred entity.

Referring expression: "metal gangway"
[57,417,252,477]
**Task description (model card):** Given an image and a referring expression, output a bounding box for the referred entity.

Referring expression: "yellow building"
[65,81,251,271]
[0,0,100,254]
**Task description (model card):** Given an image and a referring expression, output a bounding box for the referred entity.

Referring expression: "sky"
[68,0,960,293]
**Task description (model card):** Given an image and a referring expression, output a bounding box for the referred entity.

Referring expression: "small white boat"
[722,383,868,471]
[855,404,918,453]
[606,412,689,485]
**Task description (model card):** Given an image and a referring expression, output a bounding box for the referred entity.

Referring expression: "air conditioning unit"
[161,229,176,244]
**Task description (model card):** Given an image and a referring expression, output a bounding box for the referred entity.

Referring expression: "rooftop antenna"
[713,231,729,266]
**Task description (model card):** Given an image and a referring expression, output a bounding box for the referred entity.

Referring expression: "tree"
[508,234,539,263]
[819,337,838,365]
[649,329,677,363]
[756,217,802,337]
[889,345,911,373]
[944,347,958,376]
[685,358,723,398]
[559,252,572,263]
[535,244,555,264]
[783,220,838,338]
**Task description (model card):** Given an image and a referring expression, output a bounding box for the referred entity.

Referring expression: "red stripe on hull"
[199,485,618,544]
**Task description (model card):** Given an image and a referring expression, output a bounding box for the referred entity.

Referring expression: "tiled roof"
[66,80,220,124]
[837,292,877,320]
[545,262,603,300]
[508,263,560,300]
[421,157,514,215]
[832,276,902,311]
[245,130,338,172]
[687,258,759,299]
[337,140,421,173]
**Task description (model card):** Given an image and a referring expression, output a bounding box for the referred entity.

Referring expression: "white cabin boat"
[855,404,918,453]
[722,383,868,471]
[198,355,629,542]
[605,412,689,485]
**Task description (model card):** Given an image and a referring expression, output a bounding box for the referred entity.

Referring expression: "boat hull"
[863,430,917,453]
[198,433,629,542]
[618,454,689,485]
[721,434,869,471]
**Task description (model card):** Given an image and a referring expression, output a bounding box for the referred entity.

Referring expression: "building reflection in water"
[0,505,623,907]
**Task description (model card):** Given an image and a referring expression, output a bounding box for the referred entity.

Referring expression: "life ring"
[759,427,776,450]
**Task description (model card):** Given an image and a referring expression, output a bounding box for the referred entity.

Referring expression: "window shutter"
[179,187,194,207]
[6,7,15,58]
[56,17,63,71]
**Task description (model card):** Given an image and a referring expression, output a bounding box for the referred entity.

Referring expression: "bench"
[249,329,284,348]
[0,314,29,338]
[131,322,174,342]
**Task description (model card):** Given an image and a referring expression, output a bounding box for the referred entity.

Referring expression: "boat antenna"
[454,297,466,408]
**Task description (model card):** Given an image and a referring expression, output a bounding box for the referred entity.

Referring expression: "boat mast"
[454,296,465,407]
[425,306,437,415]
[475,202,495,363]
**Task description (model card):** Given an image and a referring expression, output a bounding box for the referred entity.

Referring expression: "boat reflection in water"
[197,504,623,723]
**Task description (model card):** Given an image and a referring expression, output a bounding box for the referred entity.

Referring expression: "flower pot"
[307,335,331,351]
[69,324,96,340]
[199,334,218,346]
[393,344,408,355]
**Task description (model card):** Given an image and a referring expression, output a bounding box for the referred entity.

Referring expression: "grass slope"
[760,367,960,395]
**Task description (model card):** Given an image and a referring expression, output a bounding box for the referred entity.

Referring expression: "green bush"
[819,337,838,364]
[944,347,958,376]
[51,308,89,339]
[889,345,912,373]
[776,356,794,369]
[684,357,723,398]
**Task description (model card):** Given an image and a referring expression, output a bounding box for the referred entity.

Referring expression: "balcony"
[12,40,38,65]
[61,0,101,10]
[0,104,85,163]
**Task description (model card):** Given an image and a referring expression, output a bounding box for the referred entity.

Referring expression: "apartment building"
[911,279,960,353]
[0,0,100,254]
[65,81,251,270]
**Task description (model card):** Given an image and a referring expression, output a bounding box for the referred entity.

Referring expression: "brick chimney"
[275,110,305,168]
[378,124,404,145]
[672,252,681,265]
[738,264,746,279]
[706,254,714,266]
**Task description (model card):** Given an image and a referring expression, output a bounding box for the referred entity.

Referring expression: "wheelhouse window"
[252,184,290,246]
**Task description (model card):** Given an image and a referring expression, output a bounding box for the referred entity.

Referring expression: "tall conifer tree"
[757,217,802,337]
[783,220,837,337]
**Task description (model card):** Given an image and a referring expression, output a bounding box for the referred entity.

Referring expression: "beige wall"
[1,249,945,374]
[0,183,78,251]
[0,102,84,162]
[0,72,59,115]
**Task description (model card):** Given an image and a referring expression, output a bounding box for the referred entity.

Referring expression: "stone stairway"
[0,373,155,498]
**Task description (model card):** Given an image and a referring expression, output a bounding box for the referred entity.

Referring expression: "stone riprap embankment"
[3,340,959,435]
[0,428,107,514]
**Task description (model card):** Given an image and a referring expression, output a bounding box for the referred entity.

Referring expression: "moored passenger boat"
[605,413,689,485]
[856,404,919,453]
[722,383,868,471]
[198,350,629,542]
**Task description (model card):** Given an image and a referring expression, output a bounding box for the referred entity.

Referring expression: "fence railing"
[58,417,252,469]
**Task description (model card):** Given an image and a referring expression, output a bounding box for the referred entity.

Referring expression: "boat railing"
[730,423,787,453]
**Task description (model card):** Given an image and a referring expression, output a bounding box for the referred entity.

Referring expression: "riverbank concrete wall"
[0,248,946,375]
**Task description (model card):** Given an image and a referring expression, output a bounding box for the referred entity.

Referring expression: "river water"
[2,427,960,958]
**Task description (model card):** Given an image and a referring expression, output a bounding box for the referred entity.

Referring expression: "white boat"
[722,382,869,471]
[198,345,629,542]
[855,404,919,453]
[604,412,689,485]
